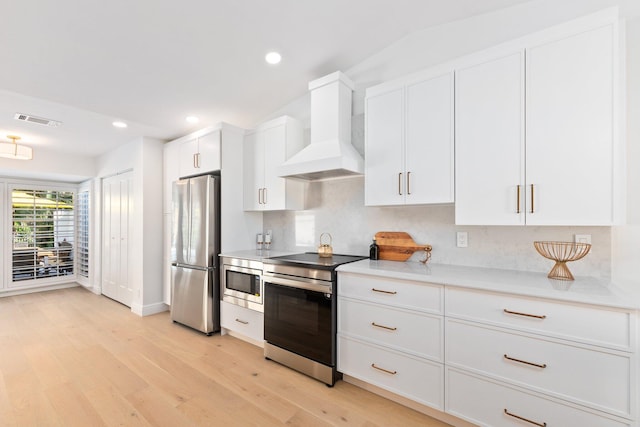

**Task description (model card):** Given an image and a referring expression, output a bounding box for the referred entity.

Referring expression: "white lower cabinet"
[339,336,444,409]
[337,272,445,411]
[446,368,631,427]
[446,318,632,418]
[220,301,263,344]
[337,270,637,427]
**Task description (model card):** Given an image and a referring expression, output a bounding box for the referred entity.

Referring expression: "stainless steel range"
[262,252,368,386]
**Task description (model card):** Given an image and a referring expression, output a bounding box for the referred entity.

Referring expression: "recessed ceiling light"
[186,116,199,124]
[265,51,282,65]
[112,121,128,128]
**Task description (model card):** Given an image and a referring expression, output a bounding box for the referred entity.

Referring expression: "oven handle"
[263,273,332,294]
[223,265,262,277]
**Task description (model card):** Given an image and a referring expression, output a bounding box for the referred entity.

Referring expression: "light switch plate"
[574,234,591,244]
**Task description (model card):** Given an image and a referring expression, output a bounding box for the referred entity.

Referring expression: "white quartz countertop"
[337,259,638,310]
[219,249,297,263]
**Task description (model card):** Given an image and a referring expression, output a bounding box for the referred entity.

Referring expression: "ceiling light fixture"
[186,116,199,124]
[265,51,282,65]
[0,135,33,160]
[112,121,128,128]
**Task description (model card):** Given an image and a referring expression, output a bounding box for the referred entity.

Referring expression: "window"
[11,188,75,282]
[76,189,89,278]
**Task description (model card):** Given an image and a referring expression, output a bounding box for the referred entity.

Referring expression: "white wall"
[0,148,96,183]
[264,1,640,289]
[97,136,165,316]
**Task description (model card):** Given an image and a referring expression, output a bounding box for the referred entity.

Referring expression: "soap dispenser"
[369,237,379,260]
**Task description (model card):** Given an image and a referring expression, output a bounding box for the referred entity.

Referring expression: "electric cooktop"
[265,252,368,269]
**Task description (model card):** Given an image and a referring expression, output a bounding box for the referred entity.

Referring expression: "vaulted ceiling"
[0,0,532,158]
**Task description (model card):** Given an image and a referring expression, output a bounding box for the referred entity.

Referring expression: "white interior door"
[102,172,133,307]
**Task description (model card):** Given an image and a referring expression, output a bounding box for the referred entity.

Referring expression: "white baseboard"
[132,301,169,317]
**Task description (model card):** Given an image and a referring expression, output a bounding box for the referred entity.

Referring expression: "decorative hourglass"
[534,241,592,281]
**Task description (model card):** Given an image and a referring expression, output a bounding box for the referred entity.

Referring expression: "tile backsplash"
[263,176,611,278]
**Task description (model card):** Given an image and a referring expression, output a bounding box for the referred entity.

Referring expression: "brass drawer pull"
[371,288,397,295]
[516,185,521,214]
[371,363,397,375]
[407,171,411,195]
[529,184,535,213]
[504,409,547,427]
[504,354,547,369]
[235,318,249,325]
[371,322,397,331]
[503,309,546,319]
[398,172,403,195]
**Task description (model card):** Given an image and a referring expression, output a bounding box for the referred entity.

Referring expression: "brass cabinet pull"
[193,153,198,169]
[407,171,411,195]
[263,187,267,204]
[235,318,249,325]
[371,322,397,331]
[503,309,546,319]
[529,184,535,213]
[258,188,263,204]
[504,409,547,427]
[504,354,547,369]
[398,172,403,195]
[371,363,397,375]
[372,288,397,295]
[196,152,201,168]
[516,185,521,214]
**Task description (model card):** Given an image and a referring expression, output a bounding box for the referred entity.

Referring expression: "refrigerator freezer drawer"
[171,265,218,334]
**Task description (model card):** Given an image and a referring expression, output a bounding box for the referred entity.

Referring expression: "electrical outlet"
[574,234,591,244]
[457,232,468,248]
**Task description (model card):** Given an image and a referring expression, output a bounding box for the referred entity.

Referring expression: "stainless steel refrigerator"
[171,174,220,335]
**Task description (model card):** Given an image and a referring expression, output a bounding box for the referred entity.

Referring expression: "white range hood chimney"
[278,71,364,181]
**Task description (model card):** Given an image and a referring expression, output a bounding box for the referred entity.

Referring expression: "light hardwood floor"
[0,287,452,426]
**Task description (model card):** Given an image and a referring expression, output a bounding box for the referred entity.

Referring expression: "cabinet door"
[242,132,263,210]
[405,73,454,204]
[365,88,404,206]
[526,25,615,225]
[178,138,199,177]
[262,124,287,210]
[455,52,525,225]
[197,130,221,173]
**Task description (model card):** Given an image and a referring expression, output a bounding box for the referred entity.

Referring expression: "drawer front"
[338,297,443,361]
[220,301,264,343]
[339,272,443,314]
[446,368,631,427]
[338,336,444,409]
[445,287,632,350]
[446,319,631,417]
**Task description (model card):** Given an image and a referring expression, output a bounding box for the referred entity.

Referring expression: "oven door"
[264,277,333,366]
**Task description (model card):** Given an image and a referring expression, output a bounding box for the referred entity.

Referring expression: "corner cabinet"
[365,70,454,206]
[243,116,305,211]
[455,17,620,225]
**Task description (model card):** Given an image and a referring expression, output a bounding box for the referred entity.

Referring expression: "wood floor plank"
[0,287,453,426]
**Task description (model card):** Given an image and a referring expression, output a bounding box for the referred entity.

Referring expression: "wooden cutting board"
[374,231,432,261]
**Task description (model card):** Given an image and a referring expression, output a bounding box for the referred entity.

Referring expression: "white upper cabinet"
[243,116,305,211]
[525,24,615,225]
[365,71,454,206]
[455,15,620,225]
[178,129,221,178]
[455,52,525,225]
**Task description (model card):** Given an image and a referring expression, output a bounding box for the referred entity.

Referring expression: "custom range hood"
[278,71,364,181]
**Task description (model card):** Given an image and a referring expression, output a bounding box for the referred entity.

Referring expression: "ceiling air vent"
[14,113,62,127]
